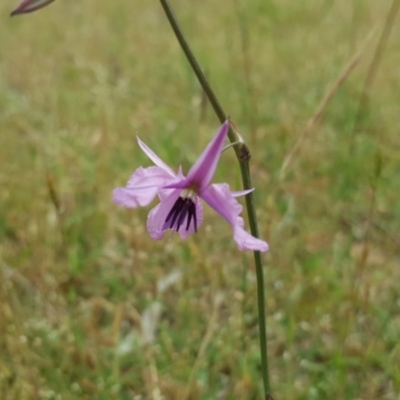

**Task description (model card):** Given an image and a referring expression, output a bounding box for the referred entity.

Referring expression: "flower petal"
[113,166,173,208]
[201,183,268,252]
[231,188,254,198]
[137,137,176,177]
[233,218,269,252]
[186,120,229,189]
[147,189,203,240]
[200,183,242,225]
[11,0,54,15]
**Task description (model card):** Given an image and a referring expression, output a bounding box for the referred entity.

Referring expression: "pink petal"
[231,188,254,198]
[137,137,176,177]
[147,189,203,240]
[200,183,242,225]
[201,183,268,252]
[233,219,269,252]
[186,121,229,190]
[113,166,173,208]
[126,166,173,190]
[11,0,54,15]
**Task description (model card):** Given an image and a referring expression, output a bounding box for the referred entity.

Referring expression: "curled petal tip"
[234,226,269,252]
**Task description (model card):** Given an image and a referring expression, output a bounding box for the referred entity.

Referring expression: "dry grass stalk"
[279,25,378,181]
[350,0,400,143]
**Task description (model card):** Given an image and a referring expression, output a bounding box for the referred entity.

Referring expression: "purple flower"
[10,0,55,16]
[113,121,268,252]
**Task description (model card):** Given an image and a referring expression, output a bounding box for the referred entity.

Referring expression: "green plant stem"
[158,0,271,397]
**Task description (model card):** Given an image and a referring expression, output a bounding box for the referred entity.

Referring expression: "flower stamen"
[165,196,197,232]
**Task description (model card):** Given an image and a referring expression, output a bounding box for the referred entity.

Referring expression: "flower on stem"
[10,0,55,16]
[113,121,268,252]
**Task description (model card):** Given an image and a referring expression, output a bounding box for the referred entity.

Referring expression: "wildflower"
[113,121,268,252]
[11,0,55,16]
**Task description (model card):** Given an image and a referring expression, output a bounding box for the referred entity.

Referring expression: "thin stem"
[159,0,225,121]
[158,0,271,397]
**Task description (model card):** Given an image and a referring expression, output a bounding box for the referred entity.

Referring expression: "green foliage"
[1,0,400,399]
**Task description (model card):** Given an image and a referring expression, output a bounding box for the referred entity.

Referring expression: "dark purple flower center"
[165,196,197,232]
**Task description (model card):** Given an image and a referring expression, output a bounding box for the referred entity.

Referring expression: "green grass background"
[1,0,400,399]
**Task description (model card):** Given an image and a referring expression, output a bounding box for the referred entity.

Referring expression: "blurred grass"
[1,0,400,399]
